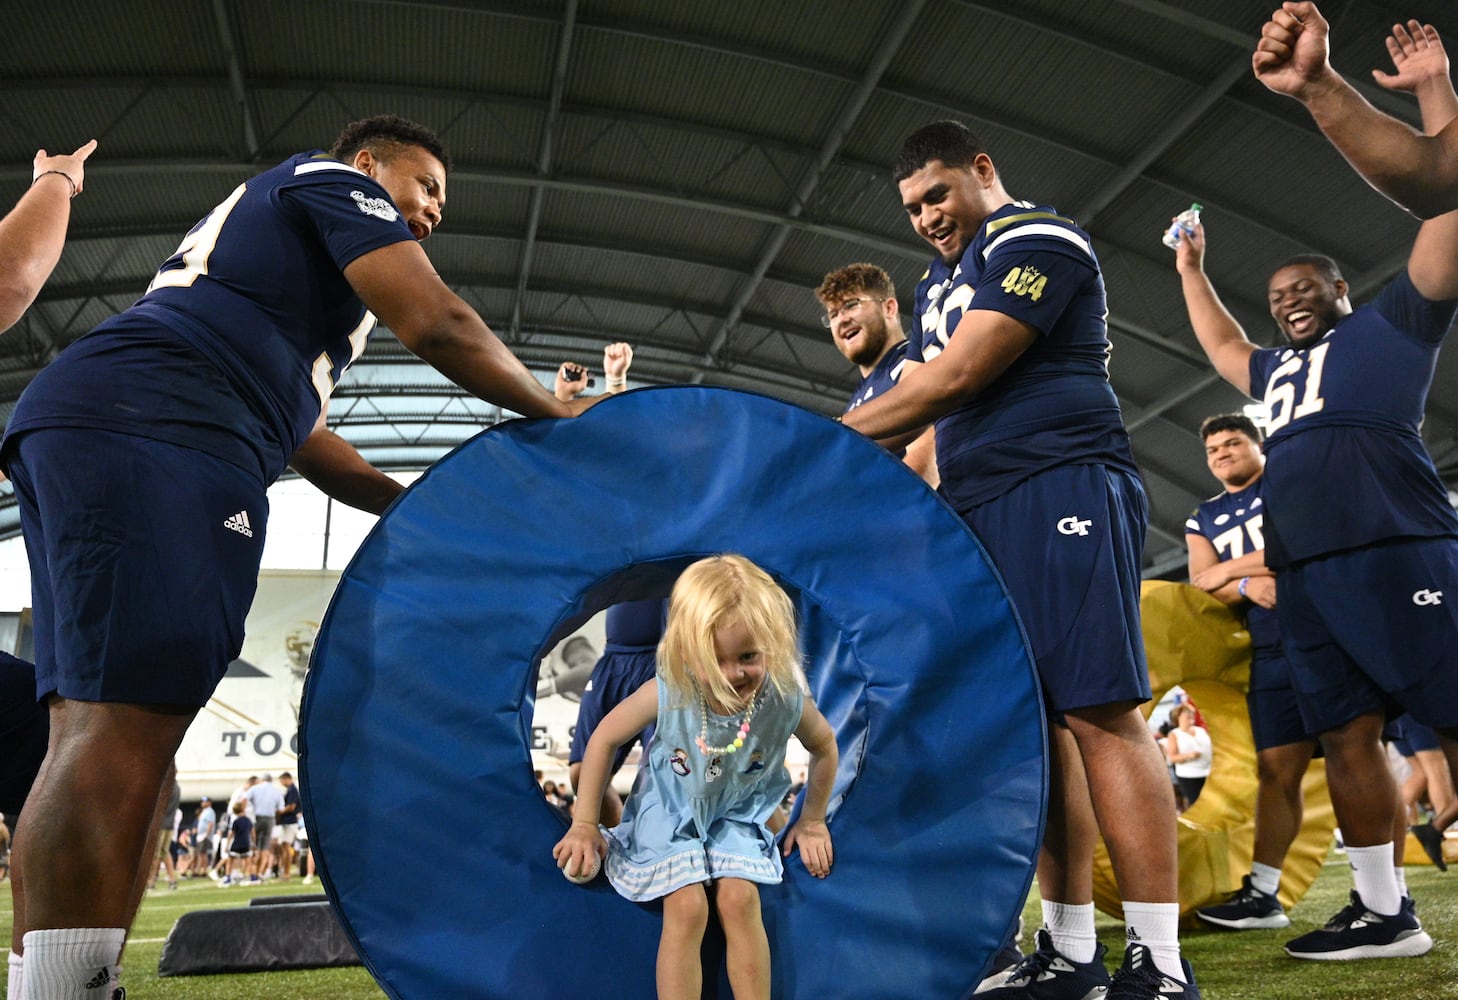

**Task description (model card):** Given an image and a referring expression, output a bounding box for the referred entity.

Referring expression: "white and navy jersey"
[1249,270,1458,567]
[1186,480,1280,650]
[908,202,1138,509]
[4,152,415,482]
[844,340,910,413]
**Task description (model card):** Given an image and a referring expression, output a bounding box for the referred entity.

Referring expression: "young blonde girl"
[553,554,837,1000]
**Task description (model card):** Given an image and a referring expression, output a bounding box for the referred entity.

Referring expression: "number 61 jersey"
[4,152,416,484]
[1249,270,1458,569]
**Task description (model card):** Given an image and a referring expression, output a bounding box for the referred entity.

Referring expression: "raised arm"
[1374,22,1458,303]
[1172,223,1256,396]
[0,139,97,332]
[1253,2,1458,218]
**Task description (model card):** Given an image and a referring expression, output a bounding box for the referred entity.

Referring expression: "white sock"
[1346,843,1400,915]
[1122,901,1184,981]
[1249,861,1282,896]
[8,951,24,1000]
[1040,900,1096,964]
[1394,865,1408,899]
[20,928,125,1000]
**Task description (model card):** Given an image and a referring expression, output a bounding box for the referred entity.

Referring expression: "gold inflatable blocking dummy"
[1091,581,1335,924]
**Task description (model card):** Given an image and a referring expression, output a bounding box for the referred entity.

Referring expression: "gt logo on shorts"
[1057,515,1092,537]
[1412,589,1444,606]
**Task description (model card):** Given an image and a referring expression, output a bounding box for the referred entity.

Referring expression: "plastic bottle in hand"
[1162,203,1202,250]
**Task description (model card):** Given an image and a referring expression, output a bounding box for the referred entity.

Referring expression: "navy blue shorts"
[1246,647,1317,752]
[7,428,267,707]
[1279,537,1458,735]
[1389,713,1443,756]
[568,645,658,768]
[957,464,1151,714]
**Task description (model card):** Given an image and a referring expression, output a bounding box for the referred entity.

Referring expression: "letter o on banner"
[300,387,1046,999]
[1092,581,1335,920]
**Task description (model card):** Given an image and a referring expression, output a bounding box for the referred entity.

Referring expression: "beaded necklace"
[695,685,759,756]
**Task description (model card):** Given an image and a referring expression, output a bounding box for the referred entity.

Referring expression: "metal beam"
[510,0,577,340]
[690,0,928,380]
[209,0,260,159]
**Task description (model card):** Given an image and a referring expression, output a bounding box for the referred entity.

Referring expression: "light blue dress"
[603,677,804,901]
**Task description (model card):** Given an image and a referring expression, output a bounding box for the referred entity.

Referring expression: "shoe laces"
[1107,958,1167,999]
[1323,891,1366,930]
[1000,942,1061,986]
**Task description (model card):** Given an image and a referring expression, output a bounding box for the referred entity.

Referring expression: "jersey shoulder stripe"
[982,221,1093,262]
[293,159,367,178]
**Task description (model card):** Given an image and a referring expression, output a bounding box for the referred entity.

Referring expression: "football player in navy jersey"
[1,115,599,1000]
[840,121,1197,999]
[815,262,936,485]
[1255,4,1458,219]
[1183,414,1325,933]
[1178,21,1457,962]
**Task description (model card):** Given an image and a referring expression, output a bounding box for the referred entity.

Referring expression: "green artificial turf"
[1,853,1453,998]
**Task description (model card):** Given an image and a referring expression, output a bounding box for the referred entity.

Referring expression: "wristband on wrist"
[605,377,626,388]
[33,169,77,198]
[1237,576,1250,597]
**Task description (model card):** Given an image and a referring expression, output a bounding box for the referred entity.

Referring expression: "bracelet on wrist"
[33,169,77,199]
[605,377,626,388]
[1237,576,1250,597]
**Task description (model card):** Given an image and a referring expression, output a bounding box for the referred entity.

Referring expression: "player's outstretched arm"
[1171,223,1255,396]
[1378,21,1458,303]
[0,139,97,333]
[345,240,575,419]
[1254,2,1458,218]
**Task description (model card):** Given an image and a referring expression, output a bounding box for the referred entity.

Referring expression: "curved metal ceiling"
[3,0,1457,577]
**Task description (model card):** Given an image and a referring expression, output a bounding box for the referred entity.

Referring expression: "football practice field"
[0,856,1452,998]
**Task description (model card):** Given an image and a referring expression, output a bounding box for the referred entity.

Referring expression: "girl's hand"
[552,820,606,879]
[782,818,833,878]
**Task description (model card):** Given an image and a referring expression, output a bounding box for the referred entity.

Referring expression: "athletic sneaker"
[974,929,1110,998]
[1411,822,1448,872]
[1194,875,1289,930]
[1283,890,1433,960]
[1105,944,1200,999]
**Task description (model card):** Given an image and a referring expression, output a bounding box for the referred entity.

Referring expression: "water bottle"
[1162,202,1202,250]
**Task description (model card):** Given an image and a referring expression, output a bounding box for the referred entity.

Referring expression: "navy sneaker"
[1194,875,1289,929]
[1105,944,1200,999]
[975,929,1110,998]
[1283,890,1433,960]
[1411,822,1448,872]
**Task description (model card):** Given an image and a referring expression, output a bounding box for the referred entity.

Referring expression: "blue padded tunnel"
[300,386,1045,999]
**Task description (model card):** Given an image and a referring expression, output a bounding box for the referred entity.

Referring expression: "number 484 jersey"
[5,152,416,483]
[1249,270,1458,568]
[908,201,1138,511]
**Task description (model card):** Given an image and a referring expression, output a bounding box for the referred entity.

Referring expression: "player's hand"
[781,818,833,878]
[1171,221,1208,275]
[1244,575,1278,609]
[554,362,589,401]
[603,342,633,384]
[32,138,98,196]
[1253,3,1332,99]
[1372,21,1448,94]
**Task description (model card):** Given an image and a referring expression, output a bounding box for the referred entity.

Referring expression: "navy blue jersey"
[4,152,415,482]
[844,340,909,413]
[604,598,666,649]
[908,202,1138,508]
[1249,270,1458,567]
[1186,479,1280,650]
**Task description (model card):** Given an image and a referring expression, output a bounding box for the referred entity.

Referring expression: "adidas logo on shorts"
[223,510,254,537]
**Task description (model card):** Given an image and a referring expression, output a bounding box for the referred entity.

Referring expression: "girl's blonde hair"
[657,554,802,710]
